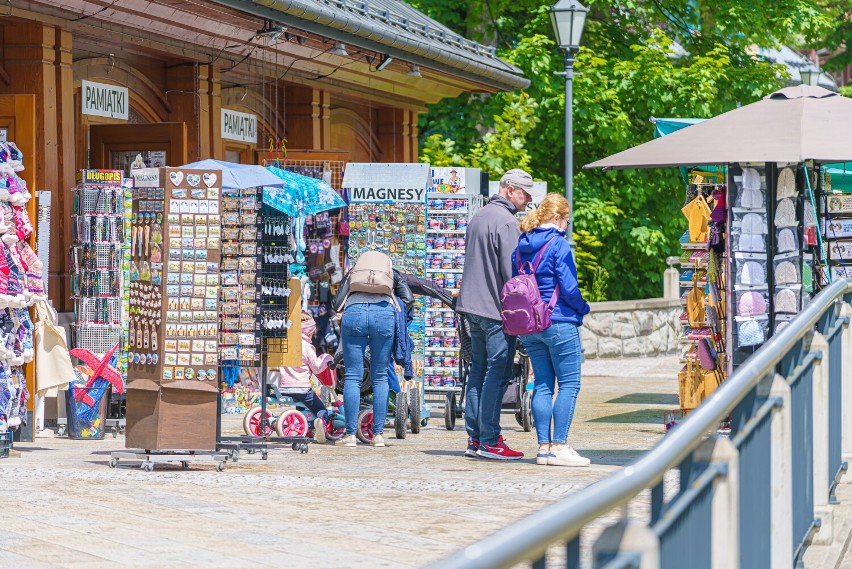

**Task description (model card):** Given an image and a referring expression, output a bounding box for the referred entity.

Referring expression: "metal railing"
[430,278,852,569]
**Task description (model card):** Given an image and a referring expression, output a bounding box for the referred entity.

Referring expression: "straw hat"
[775,198,797,227]
[776,167,796,199]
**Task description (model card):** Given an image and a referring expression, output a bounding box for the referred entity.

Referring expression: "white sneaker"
[371,434,386,447]
[313,418,326,444]
[548,446,590,467]
[335,434,357,447]
[536,452,554,465]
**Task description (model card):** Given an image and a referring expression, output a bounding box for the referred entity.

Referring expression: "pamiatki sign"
[82,80,129,120]
[221,109,258,144]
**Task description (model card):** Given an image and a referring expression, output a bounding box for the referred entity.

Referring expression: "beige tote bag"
[33,300,74,397]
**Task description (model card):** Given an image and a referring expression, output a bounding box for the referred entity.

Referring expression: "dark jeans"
[284,388,327,420]
[464,313,517,446]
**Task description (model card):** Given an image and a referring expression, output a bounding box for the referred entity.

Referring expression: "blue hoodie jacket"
[512,226,591,326]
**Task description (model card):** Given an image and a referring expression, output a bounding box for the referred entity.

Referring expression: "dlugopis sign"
[221,109,258,144]
[81,80,129,120]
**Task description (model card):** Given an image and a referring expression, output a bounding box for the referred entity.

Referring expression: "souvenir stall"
[0,140,43,452]
[423,167,483,395]
[585,85,851,417]
[341,162,432,432]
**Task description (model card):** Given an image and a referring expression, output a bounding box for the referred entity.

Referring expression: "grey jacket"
[457,195,520,321]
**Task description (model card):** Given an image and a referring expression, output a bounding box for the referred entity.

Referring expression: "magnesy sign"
[81,80,129,120]
[343,163,430,203]
[132,168,162,188]
[221,109,257,144]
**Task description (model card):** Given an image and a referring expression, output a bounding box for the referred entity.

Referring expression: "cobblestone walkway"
[0,356,680,568]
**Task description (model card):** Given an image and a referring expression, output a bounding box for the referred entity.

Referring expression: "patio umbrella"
[262,165,346,216]
[179,159,285,189]
[585,86,852,170]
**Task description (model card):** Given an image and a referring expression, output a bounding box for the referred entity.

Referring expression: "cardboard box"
[266,278,303,368]
[125,379,218,451]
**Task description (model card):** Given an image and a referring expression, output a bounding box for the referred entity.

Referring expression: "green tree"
[412,0,844,300]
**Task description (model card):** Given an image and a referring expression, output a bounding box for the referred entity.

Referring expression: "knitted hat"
[777,228,797,253]
[804,203,816,227]
[742,213,766,234]
[738,291,767,316]
[12,206,32,242]
[777,167,796,199]
[741,188,764,209]
[775,288,798,313]
[741,168,762,190]
[741,260,766,285]
[775,260,798,285]
[739,319,765,347]
[775,198,796,227]
[737,233,764,253]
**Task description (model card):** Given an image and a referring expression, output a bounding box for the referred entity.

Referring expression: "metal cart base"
[109,449,230,472]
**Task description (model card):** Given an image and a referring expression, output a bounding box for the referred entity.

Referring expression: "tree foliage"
[411,0,847,300]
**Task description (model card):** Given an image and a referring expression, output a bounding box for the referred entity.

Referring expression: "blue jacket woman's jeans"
[522,321,582,445]
[341,301,396,435]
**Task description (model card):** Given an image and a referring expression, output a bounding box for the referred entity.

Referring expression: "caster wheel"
[57,425,66,437]
[291,443,298,451]
[300,443,309,454]
[409,387,421,434]
[444,391,457,430]
[181,461,189,470]
[395,393,408,439]
[142,462,154,472]
[112,429,118,439]
[109,457,118,468]
[421,419,428,427]
[261,450,268,461]
[228,449,240,463]
[246,448,256,455]
[118,426,126,436]
[216,462,225,472]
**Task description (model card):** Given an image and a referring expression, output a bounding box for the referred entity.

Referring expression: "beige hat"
[777,167,796,199]
[500,169,544,199]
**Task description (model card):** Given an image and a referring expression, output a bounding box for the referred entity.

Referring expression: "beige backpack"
[349,251,394,295]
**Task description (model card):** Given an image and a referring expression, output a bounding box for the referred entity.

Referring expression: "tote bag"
[33,300,74,397]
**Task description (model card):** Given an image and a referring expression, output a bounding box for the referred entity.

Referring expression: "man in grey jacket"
[457,168,541,460]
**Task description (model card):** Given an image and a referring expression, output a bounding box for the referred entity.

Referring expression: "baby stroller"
[400,274,534,432]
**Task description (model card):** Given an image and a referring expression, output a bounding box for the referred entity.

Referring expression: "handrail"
[430,277,852,569]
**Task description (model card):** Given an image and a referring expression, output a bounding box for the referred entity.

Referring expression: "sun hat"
[775,198,796,227]
[777,228,797,253]
[741,168,762,191]
[742,213,766,234]
[500,169,543,199]
[777,167,796,199]
[775,260,798,284]
[738,291,767,317]
[775,288,798,313]
[741,188,764,209]
[740,260,766,285]
[738,319,764,347]
[737,233,764,253]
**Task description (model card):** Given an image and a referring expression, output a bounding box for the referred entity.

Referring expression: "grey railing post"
[840,302,852,484]
[770,373,794,569]
[591,520,659,569]
[810,332,833,544]
[693,436,740,569]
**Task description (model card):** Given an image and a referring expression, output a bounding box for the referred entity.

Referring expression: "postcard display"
[124,168,221,451]
[820,169,852,285]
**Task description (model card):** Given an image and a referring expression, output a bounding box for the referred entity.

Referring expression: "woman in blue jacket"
[512,193,591,467]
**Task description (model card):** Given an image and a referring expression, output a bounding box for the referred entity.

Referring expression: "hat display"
[737,233,764,253]
[741,260,766,285]
[741,188,764,209]
[742,212,766,234]
[775,198,796,227]
[776,167,796,199]
[804,202,816,226]
[775,260,798,284]
[738,319,765,347]
[738,291,767,316]
[775,288,798,313]
[777,228,797,253]
[741,168,762,191]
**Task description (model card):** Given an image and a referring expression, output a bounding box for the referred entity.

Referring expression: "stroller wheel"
[356,408,374,443]
[409,386,421,434]
[276,410,309,437]
[243,407,273,437]
[444,391,457,431]
[521,390,533,432]
[395,393,408,439]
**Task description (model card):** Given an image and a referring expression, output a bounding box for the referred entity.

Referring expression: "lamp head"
[549,0,588,51]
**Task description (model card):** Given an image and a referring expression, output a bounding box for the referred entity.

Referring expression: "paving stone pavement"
[0,356,681,568]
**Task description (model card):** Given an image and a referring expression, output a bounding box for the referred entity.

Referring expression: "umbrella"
[585,86,852,170]
[179,159,285,189]
[262,165,346,216]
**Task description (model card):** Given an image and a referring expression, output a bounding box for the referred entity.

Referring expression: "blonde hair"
[519,193,570,233]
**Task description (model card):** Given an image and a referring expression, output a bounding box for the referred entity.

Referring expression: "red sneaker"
[476,437,524,460]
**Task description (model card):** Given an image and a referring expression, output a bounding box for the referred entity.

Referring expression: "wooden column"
[377,107,417,163]
[166,63,220,162]
[3,23,76,311]
[285,85,330,150]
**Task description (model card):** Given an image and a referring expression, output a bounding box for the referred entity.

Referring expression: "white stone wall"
[580,298,681,359]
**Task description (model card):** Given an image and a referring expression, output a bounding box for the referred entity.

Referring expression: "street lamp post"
[550,0,587,247]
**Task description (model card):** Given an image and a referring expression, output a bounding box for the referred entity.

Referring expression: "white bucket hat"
[742,212,766,234]
[741,168,762,191]
[777,167,796,199]
[741,260,766,285]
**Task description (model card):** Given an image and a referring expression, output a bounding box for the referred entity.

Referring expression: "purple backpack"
[500,237,560,336]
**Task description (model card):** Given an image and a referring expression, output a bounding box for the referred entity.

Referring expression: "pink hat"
[738,291,767,317]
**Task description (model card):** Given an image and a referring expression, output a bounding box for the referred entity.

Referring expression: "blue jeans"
[523,321,582,445]
[465,314,517,446]
[341,302,395,435]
